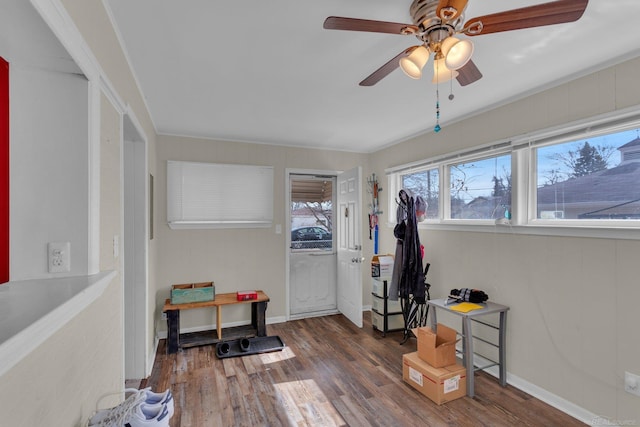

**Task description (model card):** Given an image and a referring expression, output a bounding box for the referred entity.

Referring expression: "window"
[386,107,640,235]
[535,128,640,220]
[401,169,439,220]
[289,175,334,251]
[450,154,511,220]
[167,161,274,229]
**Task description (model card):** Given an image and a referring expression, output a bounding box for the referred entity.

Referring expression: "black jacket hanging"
[399,195,426,302]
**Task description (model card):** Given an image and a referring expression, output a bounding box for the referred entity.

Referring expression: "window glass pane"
[401,169,439,219]
[535,128,640,219]
[449,154,512,219]
[290,177,334,251]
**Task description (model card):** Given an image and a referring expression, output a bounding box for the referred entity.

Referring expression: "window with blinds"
[167,160,274,229]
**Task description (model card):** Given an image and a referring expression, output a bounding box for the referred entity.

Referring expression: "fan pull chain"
[449,76,455,100]
[434,88,441,133]
[434,58,441,133]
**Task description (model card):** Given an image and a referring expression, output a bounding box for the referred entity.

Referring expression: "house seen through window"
[449,154,511,220]
[535,128,640,220]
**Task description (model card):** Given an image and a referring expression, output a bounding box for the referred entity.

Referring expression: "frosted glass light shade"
[441,36,474,70]
[399,46,430,79]
[431,57,458,83]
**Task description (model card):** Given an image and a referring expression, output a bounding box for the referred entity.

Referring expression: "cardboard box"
[371,255,394,278]
[171,282,215,304]
[402,351,466,405]
[413,323,459,368]
[237,290,258,301]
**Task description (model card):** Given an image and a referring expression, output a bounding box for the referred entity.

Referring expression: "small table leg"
[166,310,180,354]
[252,301,268,336]
[429,306,437,330]
[216,306,222,340]
[462,316,475,398]
[498,311,508,387]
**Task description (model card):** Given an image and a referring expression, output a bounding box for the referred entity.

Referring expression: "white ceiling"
[104,0,640,153]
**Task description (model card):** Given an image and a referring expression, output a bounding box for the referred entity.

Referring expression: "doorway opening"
[288,174,337,318]
[123,113,148,380]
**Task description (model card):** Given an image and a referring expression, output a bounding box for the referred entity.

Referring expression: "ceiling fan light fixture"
[431,57,458,84]
[441,37,474,70]
[399,45,430,79]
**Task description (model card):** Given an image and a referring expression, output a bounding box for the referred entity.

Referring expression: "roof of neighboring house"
[538,136,640,211]
[619,136,640,150]
[537,161,640,204]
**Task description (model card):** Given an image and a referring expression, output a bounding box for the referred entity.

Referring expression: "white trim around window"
[386,105,640,240]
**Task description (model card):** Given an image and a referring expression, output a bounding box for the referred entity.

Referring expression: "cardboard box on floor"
[402,352,466,404]
[413,323,459,368]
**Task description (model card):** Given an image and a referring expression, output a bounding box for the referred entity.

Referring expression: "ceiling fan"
[323,0,589,88]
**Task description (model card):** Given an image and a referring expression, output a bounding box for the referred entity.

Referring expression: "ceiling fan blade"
[463,0,588,36]
[436,0,468,21]
[456,60,482,86]
[359,47,418,86]
[323,16,419,35]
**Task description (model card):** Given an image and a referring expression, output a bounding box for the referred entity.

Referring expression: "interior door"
[337,166,363,327]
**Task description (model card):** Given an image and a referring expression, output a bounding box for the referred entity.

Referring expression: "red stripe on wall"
[0,57,8,284]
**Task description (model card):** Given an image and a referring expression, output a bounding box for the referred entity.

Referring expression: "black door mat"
[215,335,285,359]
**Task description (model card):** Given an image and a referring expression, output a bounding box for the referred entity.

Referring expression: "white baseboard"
[471,354,599,425]
[289,309,339,321]
[146,336,159,378]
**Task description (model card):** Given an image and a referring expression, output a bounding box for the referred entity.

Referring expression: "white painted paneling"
[9,65,89,280]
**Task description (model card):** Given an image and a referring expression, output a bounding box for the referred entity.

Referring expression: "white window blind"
[167,160,274,229]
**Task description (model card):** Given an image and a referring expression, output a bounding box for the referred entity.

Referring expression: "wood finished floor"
[143,312,586,427]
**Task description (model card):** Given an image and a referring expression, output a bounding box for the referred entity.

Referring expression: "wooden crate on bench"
[171,282,215,304]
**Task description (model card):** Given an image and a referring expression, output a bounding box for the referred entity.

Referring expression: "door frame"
[122,111,150,380]
[285,168,341,321]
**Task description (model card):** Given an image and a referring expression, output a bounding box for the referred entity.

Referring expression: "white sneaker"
[125,387,174,419]
[89,388,173,426]
[89,389,146,426]
[124,401,171,427]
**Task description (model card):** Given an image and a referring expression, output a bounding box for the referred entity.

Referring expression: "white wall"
[10,64,89,280]
[155,136,371,331]
[0,0,151,424]
[371,56,640,423]
[3,0,639,424]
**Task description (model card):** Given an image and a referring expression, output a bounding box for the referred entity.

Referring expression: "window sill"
[0,270,117,377]
[168,221,272,229]
[411,222,640,240]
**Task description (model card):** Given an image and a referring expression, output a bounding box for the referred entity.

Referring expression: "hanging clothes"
[389,189,426,302]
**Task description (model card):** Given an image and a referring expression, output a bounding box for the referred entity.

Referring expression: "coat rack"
[390,189,430,344]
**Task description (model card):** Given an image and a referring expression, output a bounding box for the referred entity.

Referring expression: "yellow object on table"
[449,302,484,313]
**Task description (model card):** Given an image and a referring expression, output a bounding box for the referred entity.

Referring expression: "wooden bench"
[162,290,270,354]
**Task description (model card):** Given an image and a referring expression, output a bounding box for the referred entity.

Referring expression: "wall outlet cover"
[625,371,640,397]
[48,242,70,273]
